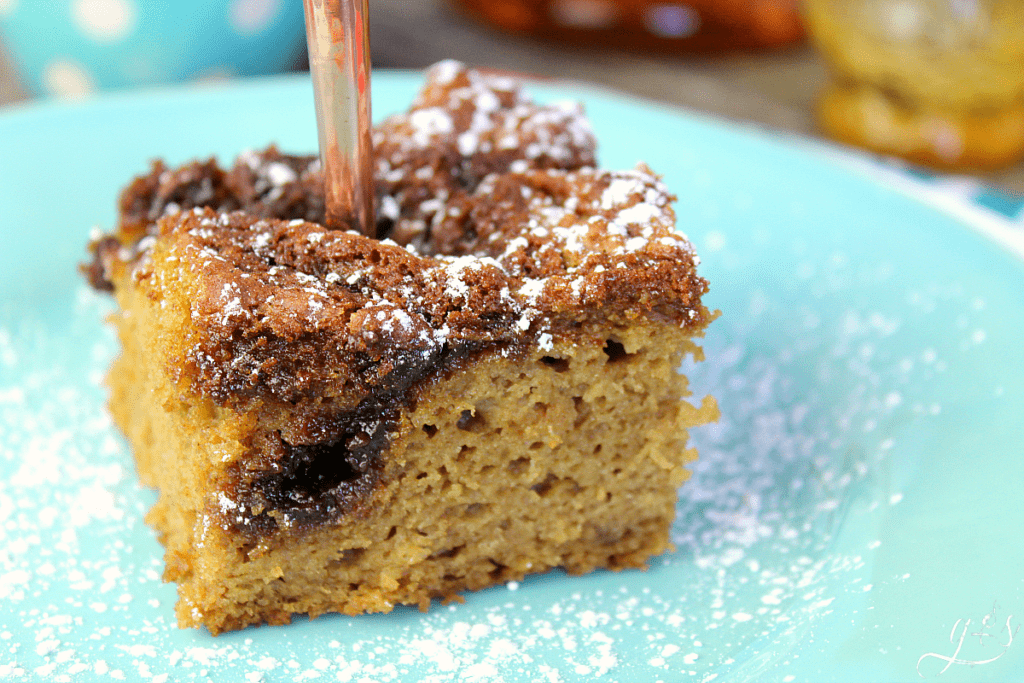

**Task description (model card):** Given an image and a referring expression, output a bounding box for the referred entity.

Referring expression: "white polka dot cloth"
[0,0,306,98]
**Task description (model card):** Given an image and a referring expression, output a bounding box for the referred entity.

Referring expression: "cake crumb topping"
[89,61,710,407]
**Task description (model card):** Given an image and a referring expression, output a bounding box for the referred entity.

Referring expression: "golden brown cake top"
[91,61,711,408]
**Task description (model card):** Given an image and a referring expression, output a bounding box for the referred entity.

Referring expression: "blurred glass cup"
[804,0,1024,170]
[0,1,306,99]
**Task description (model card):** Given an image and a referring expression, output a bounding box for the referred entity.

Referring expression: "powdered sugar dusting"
[408,108,454,147]
[373,62,597,246]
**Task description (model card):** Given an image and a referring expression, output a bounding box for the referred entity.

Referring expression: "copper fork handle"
[303,0,374,236]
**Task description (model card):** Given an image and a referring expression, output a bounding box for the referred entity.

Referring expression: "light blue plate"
[1,73,1023,683]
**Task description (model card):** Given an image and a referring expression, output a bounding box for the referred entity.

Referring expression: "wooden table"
[3,0,1022,195]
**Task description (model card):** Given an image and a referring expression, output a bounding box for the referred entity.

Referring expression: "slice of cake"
[87,61,718,634]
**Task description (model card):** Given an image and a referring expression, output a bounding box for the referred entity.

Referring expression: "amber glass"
[804,0,1024,170]
[452,0,805,53]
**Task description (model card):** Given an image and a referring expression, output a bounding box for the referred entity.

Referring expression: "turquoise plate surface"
[1,72,1023,682]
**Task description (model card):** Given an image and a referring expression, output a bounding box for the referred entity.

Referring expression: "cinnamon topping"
[90,61,709,411]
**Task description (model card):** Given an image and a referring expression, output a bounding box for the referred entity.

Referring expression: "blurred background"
[1,0,1021,195]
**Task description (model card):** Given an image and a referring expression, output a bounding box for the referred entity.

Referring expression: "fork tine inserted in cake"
[303,0,374,236]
